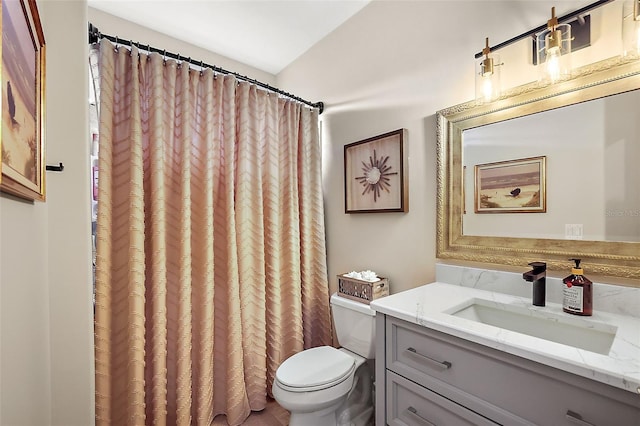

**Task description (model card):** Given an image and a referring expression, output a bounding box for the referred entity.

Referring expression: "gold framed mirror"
[436,55,640,280]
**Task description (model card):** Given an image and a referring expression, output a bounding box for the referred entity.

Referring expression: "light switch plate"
[565,224,584,240]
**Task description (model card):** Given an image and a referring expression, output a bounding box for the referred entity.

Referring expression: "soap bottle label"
[563,285,584,313]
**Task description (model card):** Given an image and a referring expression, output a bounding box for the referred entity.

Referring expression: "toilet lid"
[276,346,355,391]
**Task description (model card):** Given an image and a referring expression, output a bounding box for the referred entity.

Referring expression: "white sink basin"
[447,298,618,355]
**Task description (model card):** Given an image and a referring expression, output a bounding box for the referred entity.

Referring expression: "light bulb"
[546,49,561,83]
[482,78,493,102]
[622,1,640,56]
[475,37,501,103]
[635,0,640,53]
[536,7,571,83]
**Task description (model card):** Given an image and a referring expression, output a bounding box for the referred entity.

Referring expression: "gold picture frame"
[344,129,408,213]
[474,156,546,213]
[1,0,46,201]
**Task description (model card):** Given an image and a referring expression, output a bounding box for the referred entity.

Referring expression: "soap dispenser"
[562,258,593,316]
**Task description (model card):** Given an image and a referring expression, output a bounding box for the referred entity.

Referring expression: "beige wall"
[1,0,94,425]
[0,199,50,424]
[40,1,95,424]
[277,0,624,295]
[88,7,277,87]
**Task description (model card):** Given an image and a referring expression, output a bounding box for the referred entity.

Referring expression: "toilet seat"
[275,346,356,392]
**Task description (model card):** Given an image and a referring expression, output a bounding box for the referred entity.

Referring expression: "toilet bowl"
[272,293,376,426]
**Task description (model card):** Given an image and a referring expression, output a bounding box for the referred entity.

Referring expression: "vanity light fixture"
[475,37,503,103]
[622,0,640,57]
[536,7,573,83]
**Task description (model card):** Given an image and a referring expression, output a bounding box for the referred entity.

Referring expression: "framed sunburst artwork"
[344,129,408,213]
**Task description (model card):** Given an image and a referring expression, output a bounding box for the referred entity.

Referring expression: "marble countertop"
[370,282,640,394]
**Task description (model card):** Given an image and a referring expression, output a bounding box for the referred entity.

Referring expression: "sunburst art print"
[344,129,408,213]
[355,149,397,202]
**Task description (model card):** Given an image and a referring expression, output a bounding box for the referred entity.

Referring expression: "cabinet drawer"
[386,316,640,426]
[386,370,497,426]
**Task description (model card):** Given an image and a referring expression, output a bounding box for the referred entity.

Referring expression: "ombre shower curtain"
[93,39,331,425]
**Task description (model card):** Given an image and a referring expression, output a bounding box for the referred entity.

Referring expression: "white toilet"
[272,293,376,426]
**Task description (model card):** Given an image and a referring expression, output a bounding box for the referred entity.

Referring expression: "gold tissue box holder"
[337,274,389,304]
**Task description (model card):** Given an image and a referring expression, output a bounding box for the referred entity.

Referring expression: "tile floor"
[210,396,375,425]
[211,399,290,426]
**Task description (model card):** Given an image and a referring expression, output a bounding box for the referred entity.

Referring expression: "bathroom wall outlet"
[565,224,584,240]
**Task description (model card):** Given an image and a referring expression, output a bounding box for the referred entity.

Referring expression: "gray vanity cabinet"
[386,370,497,426]
[375,314,640,426]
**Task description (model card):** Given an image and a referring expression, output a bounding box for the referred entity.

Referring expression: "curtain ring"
[129,40,134,56]
[114,35,119,51]
[162,49,166,65]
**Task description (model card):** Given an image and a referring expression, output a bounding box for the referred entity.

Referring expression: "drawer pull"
[407,406,437,426]
[566,410,596,426]
[406,347,452,371]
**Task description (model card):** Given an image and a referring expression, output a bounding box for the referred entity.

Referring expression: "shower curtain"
[93,39,331,425]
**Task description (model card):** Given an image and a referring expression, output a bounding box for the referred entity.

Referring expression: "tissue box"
[337,274,389,304]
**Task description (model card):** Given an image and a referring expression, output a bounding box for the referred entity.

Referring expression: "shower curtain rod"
[88,23,324,114]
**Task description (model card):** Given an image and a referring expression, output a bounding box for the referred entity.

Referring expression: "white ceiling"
[87,0,371,75]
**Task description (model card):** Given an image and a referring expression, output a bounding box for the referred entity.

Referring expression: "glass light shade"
[475,53,501,103]
[537,23,572,83]
[622,1,640,57]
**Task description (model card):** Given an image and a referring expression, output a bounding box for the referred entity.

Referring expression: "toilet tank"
[330,293,376,359]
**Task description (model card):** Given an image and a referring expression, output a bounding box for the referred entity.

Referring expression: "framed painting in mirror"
[474,156,546,214]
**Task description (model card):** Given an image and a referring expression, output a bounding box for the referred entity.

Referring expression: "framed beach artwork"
[1,0,46,201]
[344,129,408,213]
[474,156,546,213]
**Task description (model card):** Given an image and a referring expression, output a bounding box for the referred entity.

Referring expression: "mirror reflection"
[436,55,640,279]
[463,89,640,243]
